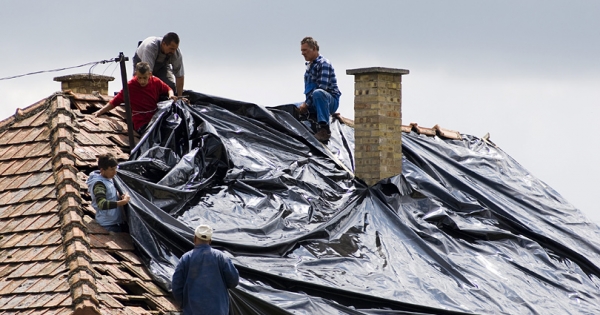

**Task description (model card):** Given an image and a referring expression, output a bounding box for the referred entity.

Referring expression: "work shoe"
[314,128,331,142]
[297,103,308,115]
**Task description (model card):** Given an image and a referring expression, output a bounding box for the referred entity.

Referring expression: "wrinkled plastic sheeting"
[115,91,600,314]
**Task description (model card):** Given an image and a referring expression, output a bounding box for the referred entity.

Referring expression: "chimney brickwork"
[53,74,114,95]
[346,67,409,186]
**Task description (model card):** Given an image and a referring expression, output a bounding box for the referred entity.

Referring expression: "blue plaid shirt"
[304,55,341,105]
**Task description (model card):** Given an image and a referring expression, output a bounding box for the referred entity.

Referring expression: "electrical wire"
[0,58,119,81]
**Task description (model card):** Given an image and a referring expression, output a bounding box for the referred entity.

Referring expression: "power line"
[0,58,118,81]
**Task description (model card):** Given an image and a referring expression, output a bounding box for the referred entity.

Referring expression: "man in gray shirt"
[133,32,185,96]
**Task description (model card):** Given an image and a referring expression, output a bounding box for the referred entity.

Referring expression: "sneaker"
[314,128,331,142]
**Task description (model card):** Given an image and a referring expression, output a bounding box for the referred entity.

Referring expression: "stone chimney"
[346,67,409,186]
[53,73,114,95]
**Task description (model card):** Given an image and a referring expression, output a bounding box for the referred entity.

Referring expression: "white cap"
[195,224,213,240]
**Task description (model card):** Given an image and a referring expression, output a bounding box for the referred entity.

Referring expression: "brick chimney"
[53,73,114,95]
[346,67,409,186]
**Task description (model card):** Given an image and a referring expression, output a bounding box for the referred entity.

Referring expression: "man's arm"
[175,76,184,97]
[93,182,130,209]
[221,256,240,289]
[171,256,187,307]
[93,102,116,118]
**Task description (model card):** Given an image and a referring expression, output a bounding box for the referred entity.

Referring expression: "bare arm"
[176,76,184,97]
[94,102,116,117]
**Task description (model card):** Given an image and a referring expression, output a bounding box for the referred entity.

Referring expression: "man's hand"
[118,193,130,206]
[297,102,309,115]
[169,95,178,101]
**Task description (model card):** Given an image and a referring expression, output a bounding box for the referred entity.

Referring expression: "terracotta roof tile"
[123,262,152,282]
[20,157,53,175]
[27,230,62,247]
[0,278,26,296]
[111,251,142,265]
[42,292,71,308]
[27,293,60,309]
[90,249,120,265]
[0,248,21,264]
[28,214,60,231]
[0,92,177,313]
[11,110,47,128]
[12,143,51,160]
[95,276,128,295]
[0,218,23,233]
[89,233,135,251]
[25,275,69,294]
[97,293,124,308]
[144,294,178,312]
[0,295,27,310]
[75,131,115,146]
[22,200,58,217]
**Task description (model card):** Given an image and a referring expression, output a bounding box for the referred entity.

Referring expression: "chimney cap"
[53,73,115,82]
[346,67,409,75]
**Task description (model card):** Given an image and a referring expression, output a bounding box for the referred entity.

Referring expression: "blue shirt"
[172,244,240,315]
[304,55,341,105]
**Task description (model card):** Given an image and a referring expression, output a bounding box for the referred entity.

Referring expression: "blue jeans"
[300,89,339,125]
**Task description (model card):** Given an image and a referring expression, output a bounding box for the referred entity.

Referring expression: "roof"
[0,92,177,314]
[0,90,463,314]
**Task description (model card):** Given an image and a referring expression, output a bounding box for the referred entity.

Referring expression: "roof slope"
[117,92,600,315]
[0,93,177,314]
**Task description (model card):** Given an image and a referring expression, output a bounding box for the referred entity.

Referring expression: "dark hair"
[135,62,151,74]
[301,36,319,51]
[97,153,118,170]
[162,32,180,45]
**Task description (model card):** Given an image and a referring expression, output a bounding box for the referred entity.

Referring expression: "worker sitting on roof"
[296,36,342,143]
[133,32,185,97]
[86,153,130,233]
[94,62,176,133]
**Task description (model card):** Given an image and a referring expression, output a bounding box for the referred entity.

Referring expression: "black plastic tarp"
[114,92,600,314]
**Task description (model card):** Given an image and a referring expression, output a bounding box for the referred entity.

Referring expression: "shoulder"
[316,55,332,66]
[142,36,161,46]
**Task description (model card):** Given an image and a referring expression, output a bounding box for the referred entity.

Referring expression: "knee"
[312,89,326,98]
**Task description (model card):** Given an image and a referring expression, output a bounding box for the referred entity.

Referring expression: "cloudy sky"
[1,1,599,223]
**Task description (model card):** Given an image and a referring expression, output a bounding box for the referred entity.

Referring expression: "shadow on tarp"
[115,91,600,314]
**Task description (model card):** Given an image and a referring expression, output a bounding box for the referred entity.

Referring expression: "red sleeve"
[159,79,172,94]
[110,90,124,106]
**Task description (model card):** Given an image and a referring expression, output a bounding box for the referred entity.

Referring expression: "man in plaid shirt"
[297,37,342,142]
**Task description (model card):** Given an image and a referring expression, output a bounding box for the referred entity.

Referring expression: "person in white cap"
[171,224,239,315]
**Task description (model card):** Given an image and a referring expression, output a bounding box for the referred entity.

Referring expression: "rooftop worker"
[133,32,185,96]
[172,224,239,315]
[296,36,341,142]
[94,62,176,133]
[86,153,130,233]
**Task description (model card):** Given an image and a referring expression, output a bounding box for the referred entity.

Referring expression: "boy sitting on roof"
[86,153,130,233]
[94,61,177,133]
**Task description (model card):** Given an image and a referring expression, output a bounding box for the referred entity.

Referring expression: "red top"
[111,76,171,131]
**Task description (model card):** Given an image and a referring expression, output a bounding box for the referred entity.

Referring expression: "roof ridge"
[47,93,101,315]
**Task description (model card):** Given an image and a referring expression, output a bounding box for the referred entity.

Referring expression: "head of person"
[160,32,180,56]
[134,62,152,87]
[194,224,213,245]
[97,153,118,179]
[301,36,320,62]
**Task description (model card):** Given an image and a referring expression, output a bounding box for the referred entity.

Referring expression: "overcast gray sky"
[2,1,599,223]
